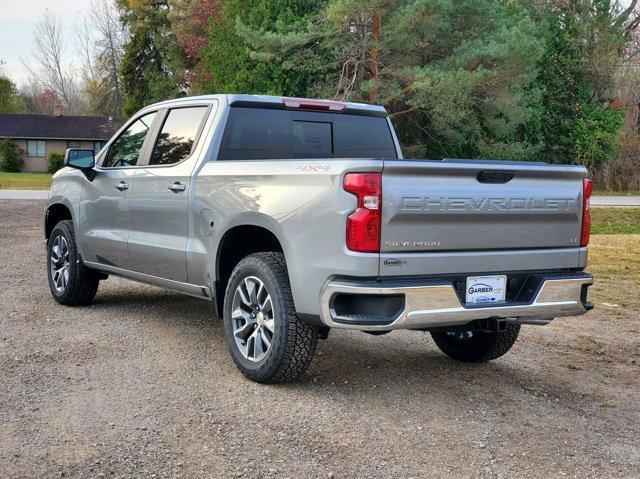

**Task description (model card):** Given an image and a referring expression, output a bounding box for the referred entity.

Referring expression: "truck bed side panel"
[191,159,382,315]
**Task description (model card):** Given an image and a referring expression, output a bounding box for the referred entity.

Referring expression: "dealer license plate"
[465,275,507,304]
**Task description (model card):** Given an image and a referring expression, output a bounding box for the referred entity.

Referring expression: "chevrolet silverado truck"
[45,94,594,383]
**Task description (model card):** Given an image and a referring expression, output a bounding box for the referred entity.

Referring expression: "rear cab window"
[217,107,397,160]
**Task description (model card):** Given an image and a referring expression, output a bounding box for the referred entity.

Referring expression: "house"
[0,111,120,172]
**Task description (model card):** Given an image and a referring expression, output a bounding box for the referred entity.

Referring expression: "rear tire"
[47,220,99,306]
[222,252,319,383]
[431,323,520,362]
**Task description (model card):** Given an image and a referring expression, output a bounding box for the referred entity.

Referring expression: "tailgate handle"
[477,170,515,184]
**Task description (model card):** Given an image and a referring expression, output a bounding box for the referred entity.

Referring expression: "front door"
[126,105,211,282]
[79,111,158,268]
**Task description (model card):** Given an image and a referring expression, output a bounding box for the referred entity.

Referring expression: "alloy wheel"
[50,235,70,293]
[231,276,275,362]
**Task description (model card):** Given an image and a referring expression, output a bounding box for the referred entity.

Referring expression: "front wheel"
[431,323,520,362]
[47,220,99,306]
[223,252,319,383]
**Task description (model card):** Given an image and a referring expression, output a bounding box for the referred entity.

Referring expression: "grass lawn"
[593,190,640,196]
[588,234,640,310]
[0,172,52,190]
[591,208,640,235]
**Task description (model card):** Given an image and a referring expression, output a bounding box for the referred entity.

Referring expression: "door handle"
[168,182,186,193]
[477,170,515,184]
[114,181,129,191]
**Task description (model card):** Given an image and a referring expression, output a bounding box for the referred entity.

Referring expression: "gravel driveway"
[1,200,638,478]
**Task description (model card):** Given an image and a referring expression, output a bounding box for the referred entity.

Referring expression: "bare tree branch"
[22,9,80,113]
[616,0,639,26]
[76,16,97,82]
[88,0,126,116]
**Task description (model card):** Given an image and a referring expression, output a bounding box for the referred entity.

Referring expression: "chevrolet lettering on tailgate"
[400,196,577,212]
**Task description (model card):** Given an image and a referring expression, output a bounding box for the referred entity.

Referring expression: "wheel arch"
[214,220,289,317]
[45,202,73,241]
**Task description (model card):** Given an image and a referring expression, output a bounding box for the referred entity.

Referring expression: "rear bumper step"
[320,273,593,331]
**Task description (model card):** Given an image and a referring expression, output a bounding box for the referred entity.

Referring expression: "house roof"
[0,114,121,141]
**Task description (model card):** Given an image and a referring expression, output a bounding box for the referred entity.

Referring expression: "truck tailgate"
[381,159,587,253]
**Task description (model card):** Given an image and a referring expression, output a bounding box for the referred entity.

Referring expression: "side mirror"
[64,148,95,169]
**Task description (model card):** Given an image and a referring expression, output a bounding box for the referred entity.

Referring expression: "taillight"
[580,178,592,247]
[344,173,382,253]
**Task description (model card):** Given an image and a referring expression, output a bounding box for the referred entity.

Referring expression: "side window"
[102,112,156,168]
[149,107,208,166]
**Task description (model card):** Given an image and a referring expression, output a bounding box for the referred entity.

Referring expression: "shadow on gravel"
[89,288,210,310]
[74,285,595,409]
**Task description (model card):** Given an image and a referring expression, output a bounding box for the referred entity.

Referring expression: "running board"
[84,261,213,300]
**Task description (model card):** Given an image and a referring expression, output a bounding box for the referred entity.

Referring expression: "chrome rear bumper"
[320,273,593,331]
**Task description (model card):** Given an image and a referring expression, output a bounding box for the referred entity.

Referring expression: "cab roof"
[147,94,389,118]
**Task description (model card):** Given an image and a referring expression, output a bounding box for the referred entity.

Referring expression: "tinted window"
[220,108,291,160]
[217,108,397,160]
[333,116,397,158]
[149,107,208,165]
[103,112,156,168]
[293,121,332,157]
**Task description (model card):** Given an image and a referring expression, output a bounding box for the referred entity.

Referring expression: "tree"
[87,0,127,117]
[0,75,25,113]
[18,80,43,114]
[112,0,638,169]
[21,5,124,118]
[169,0,220,88]
[61,0,127,118]
[76,16,99,84]
[37,89,62,114]
[198,0,324,96]
[242,0,546,160]
[118,0,187,116]
[82,77,115,116]
[23,10,81,113]
[0,139,24,172]
[532,0,629,167]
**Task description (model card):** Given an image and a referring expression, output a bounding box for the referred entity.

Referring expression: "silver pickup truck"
[45,94,594,383]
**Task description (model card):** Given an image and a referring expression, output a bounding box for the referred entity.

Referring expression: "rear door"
[126,104,212,282]
[380,159,586,253]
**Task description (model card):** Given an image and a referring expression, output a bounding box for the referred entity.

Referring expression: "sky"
[0,0,95,86]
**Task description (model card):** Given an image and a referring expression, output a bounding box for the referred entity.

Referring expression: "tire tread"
[48,220,99,306]
[431,323,520,362]
[224,252,318,383]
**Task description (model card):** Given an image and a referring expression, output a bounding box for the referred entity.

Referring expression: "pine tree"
[118,0,187,116]
[533,0,626,167]
[0,75,25,113]
[198,0,324,96]
[242,0,546,160]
